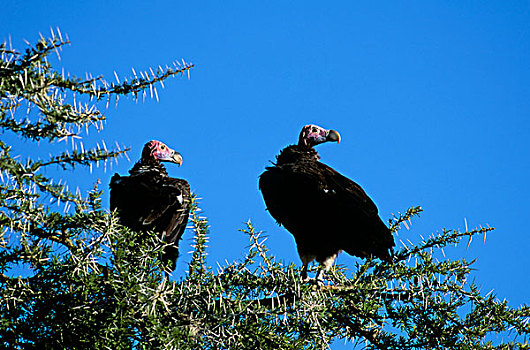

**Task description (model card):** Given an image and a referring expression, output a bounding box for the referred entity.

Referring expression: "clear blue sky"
[2,0,529,342]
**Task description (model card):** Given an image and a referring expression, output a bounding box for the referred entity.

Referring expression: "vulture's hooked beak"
[170,151,183,166]
[326,129,341,144]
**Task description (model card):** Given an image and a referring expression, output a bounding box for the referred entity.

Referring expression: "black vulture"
[110,140,191,271]
[259,124,394,281]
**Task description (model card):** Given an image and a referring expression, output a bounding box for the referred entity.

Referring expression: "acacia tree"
[1,32,529,350]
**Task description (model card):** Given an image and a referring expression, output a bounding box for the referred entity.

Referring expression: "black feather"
[110,158,190,271]
[259,144,394,275]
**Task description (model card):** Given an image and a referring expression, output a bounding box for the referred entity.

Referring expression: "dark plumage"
[259,124,394,280]
[110,140,191,271]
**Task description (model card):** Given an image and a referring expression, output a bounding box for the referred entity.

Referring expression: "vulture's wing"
[262,160,379,218]
[160,178,190,245]
[309,162,393,260]
[110,172,191,270]
[158,178,191,269]
[311,161,379,217]
[110,171,189,234]
[260,160,393,261]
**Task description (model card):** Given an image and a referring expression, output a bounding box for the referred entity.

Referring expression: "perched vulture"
[259,124,394,280]
[110,140,191,271]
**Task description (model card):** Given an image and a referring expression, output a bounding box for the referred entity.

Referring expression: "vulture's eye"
[160,145,166,151]
[312,127,317,133]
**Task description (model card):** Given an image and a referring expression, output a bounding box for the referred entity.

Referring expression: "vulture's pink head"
[141,140,183,166]
[298,124,341,148]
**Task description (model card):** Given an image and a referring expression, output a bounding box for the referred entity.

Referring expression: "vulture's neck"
[129,159,168,177]
[276,145,320,166]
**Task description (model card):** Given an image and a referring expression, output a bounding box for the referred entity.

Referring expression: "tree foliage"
[1,32,529,350]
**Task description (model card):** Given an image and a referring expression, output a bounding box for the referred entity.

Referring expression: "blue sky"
[2,0,529,342]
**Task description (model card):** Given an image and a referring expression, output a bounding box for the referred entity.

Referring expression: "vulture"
[259,124,394,281]
[110,140,191,271]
